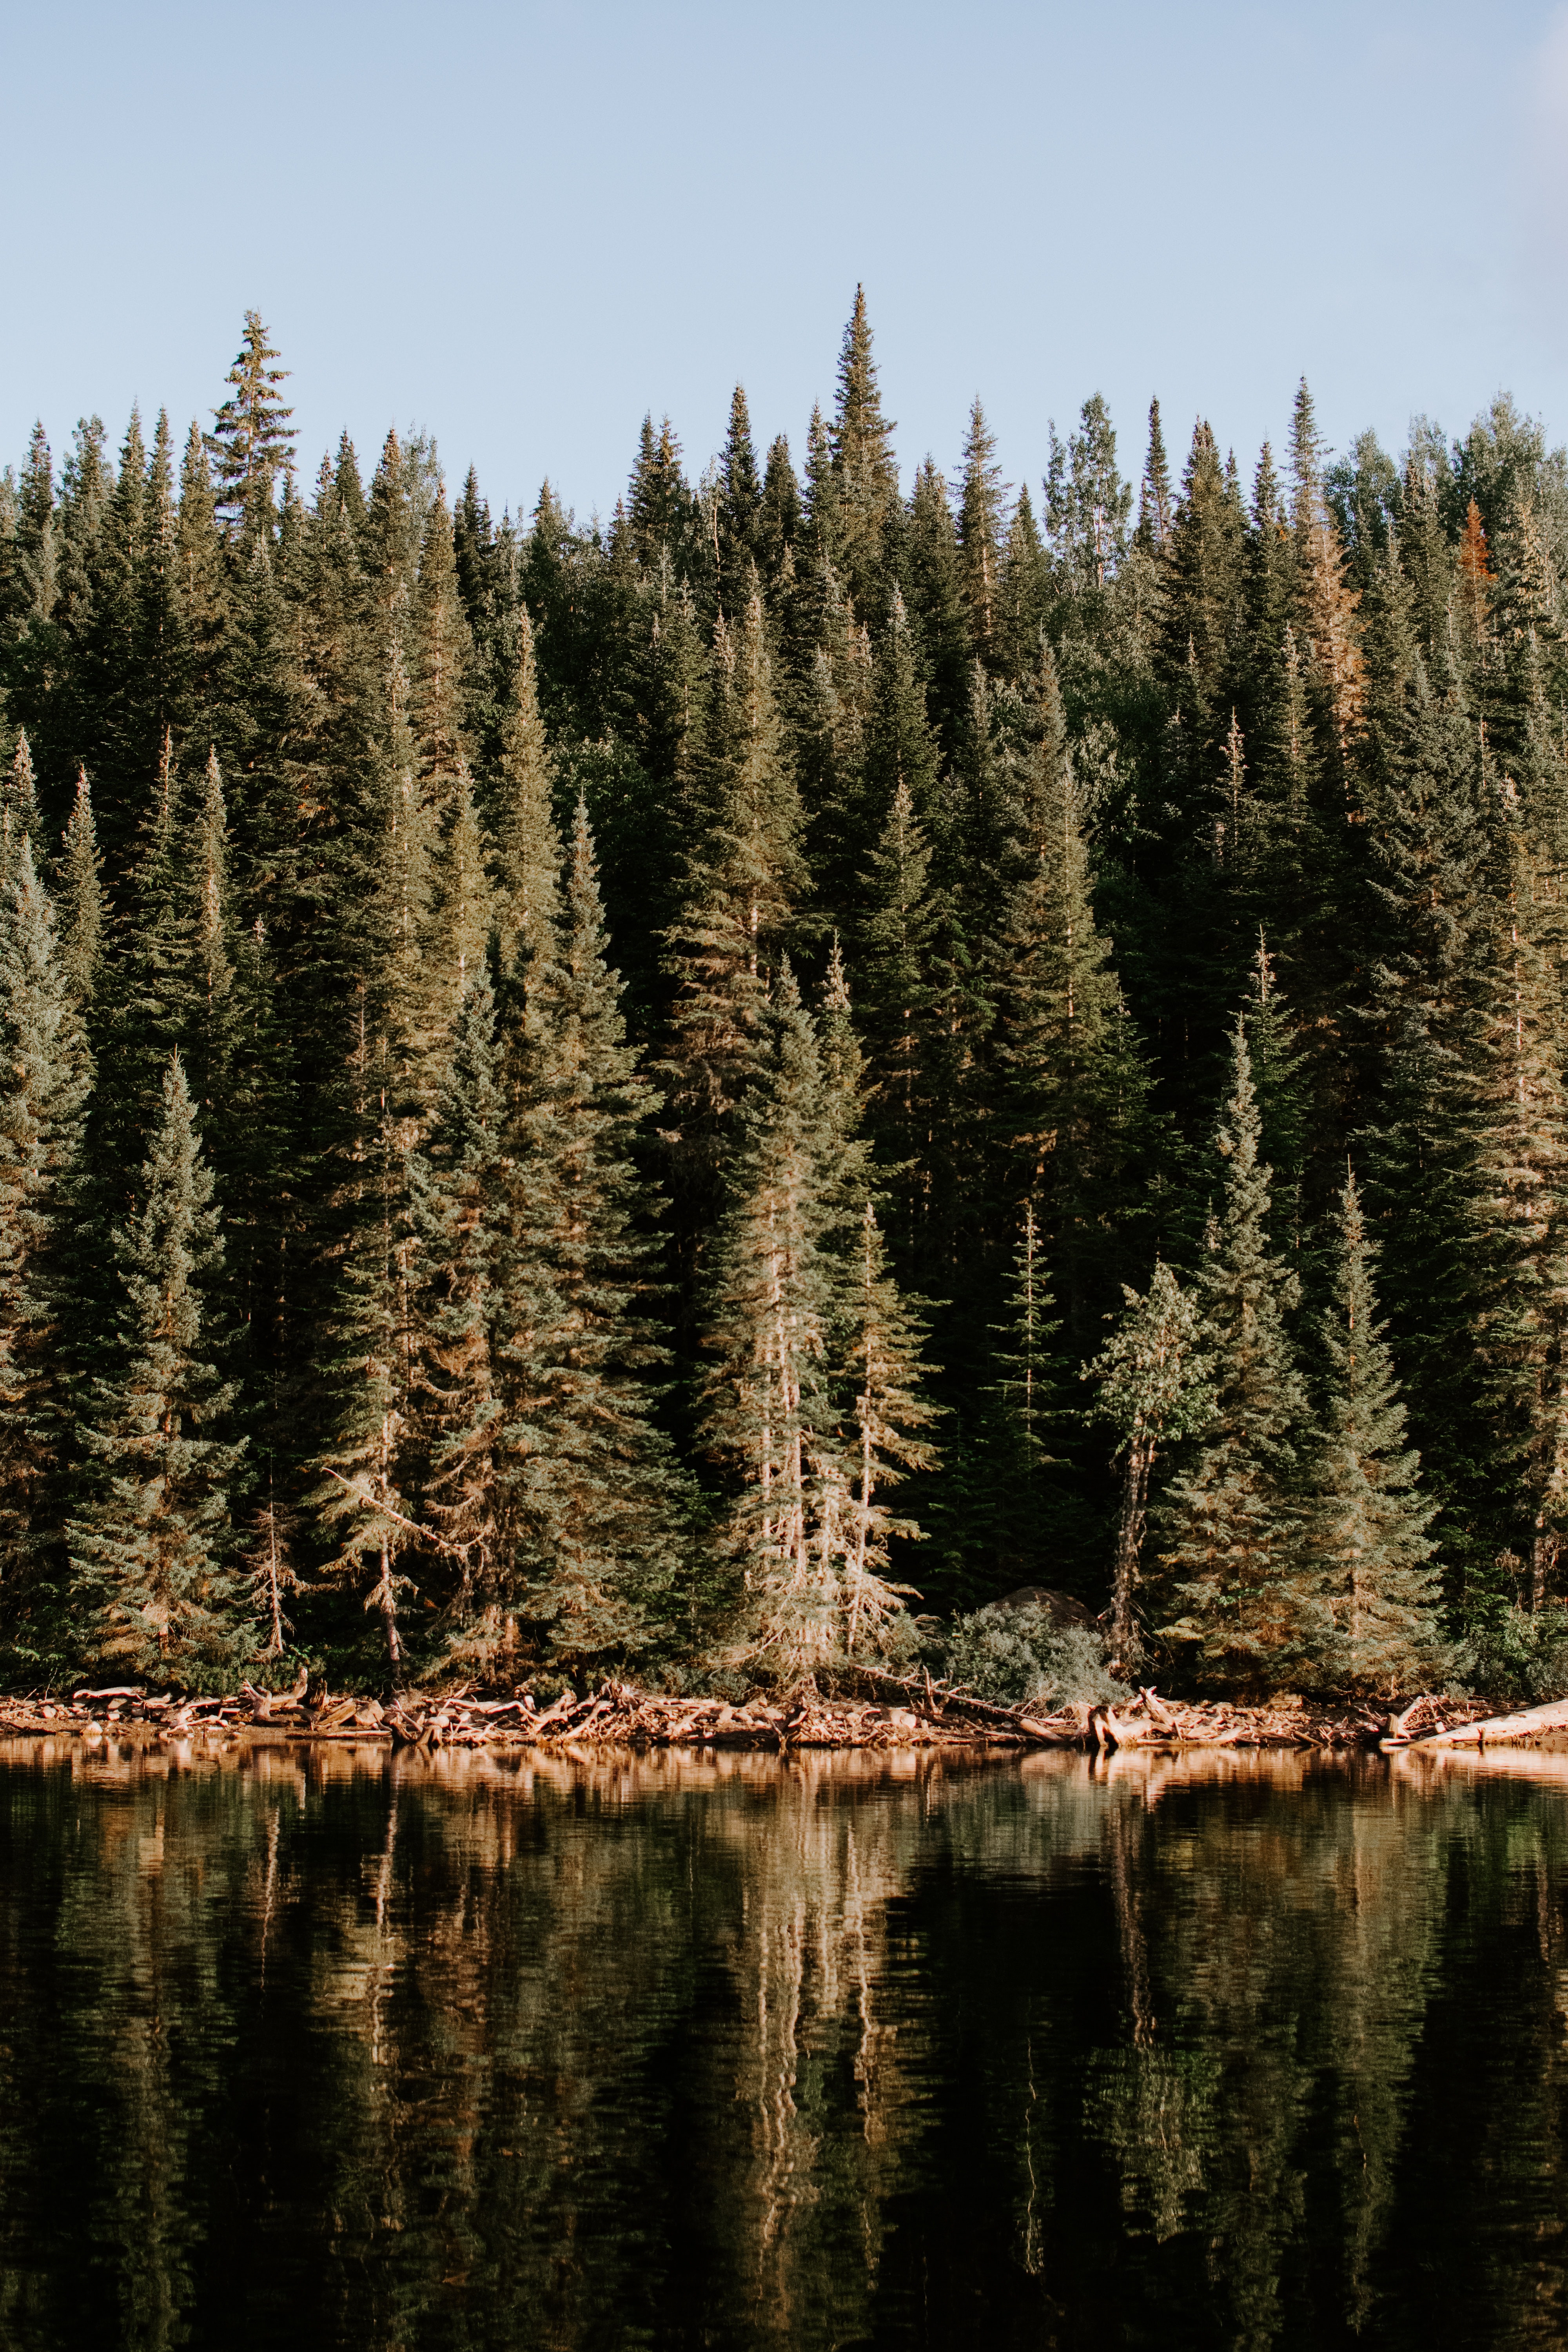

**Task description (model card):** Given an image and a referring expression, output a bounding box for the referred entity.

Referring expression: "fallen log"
[1415,1696,1568,1749]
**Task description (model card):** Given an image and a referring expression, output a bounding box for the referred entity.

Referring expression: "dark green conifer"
[1303,1171,1443,1690]
[55,766,103,1005]
[756,434,801,581]
[957,397,1009,663]
[1085,1260,1210,1669]
[717,386,762,606]
[1159,1017,1308,1687]
[829,288,900,617]
[700,963,839,1672]
[498,798,684,1665]
[206,310,296,536]
[69,1056,247,1679]
[0,842,90,1619]
[408,958,503,1636]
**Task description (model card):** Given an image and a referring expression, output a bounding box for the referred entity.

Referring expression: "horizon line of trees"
[1,295,1565,1697]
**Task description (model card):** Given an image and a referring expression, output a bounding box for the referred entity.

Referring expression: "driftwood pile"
[0,1675,1555,1753]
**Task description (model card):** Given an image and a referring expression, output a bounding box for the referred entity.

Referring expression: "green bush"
[1458,1605,1568,1707]
[935,1604,1125,1710]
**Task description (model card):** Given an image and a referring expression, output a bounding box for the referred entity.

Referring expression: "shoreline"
[0,1679,1515,1756]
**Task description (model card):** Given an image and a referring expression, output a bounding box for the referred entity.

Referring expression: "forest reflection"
[1,1739,1566,2350]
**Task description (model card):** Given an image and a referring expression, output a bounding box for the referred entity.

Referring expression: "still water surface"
[1,1735,1566,2350]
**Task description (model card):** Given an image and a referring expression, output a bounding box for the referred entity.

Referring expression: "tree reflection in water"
[1,1737,1567,2349]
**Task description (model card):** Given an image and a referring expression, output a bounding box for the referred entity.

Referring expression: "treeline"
[0,295,1564,1694]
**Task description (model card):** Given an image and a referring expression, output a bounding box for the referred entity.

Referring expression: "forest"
[0,294,1563,1700]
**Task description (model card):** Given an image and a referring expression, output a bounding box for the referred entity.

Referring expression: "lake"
[0,1735,1565,2350]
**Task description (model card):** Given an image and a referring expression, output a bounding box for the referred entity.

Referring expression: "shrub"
[1457,1605,1568,1707]
[934,1604,1125,1709]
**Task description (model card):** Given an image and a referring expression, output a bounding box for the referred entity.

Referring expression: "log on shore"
[1414,1697,1568,1749]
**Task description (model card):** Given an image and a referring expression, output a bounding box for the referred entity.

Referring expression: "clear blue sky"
[5,0,1568,522]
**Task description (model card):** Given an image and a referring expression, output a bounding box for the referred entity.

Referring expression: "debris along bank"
[0,1675,1532,1753]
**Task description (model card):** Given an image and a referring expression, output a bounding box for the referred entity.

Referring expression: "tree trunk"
[1110,1434,1155,1667]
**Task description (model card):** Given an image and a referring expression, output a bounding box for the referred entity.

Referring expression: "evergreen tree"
[1302,1170,1443,1691]
[662,588,805,1269]
[991,643,1146,1340]
[700,965,839,1673]
[497,799,684,1666]
[716,385,762,606]
[829,287,900,618]
[1085,1260,1210,1670]
[838,1198,940,1652]
[0,842,90,1632]
[957,397,1009,663]
[206,310,296,535]
[55,766,103,1005]
[69,1056,247,1679]
[408,958,503,1635]
[491,606,559,977]
[1138,397,1174,549]
[1159,1017,1309,1688]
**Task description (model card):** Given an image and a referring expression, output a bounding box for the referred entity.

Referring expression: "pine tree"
[498,797,684,1666]
[663,588,805,1248]
[1302,1171,1443,1691]
[838,1198,940,1652]
[316,1008,417,1677]
[2,732,44,881]
[829,287,900,618]
[991,643,1146,1339]
[985,1199,1065,1565]
[0,842,90,1626]
[491,606,559,978]
[206,310,296,535]
[1085,1261,1210,1670]
[716,385,762,607]
[408,958,503,1633]
[175,421,228,735]
[184,748,239,1115]
[957,397,1009,663]
[815,945,938,1652]
[856,769,938,1241]
[1159,1017,1308,1688]
[69,1056,247,1680]
[55,766,103,1005]
[701,965,839,1674]
[625,416,692,572]
[1138,397,1174,549]
[410,492,476,808]
[756,434,800,581]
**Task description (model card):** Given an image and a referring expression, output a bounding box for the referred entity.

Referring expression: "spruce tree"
[700,965,840,1675]
[69,1056,247,1680]
[1085,1261,1210,1670]
[957,397,1009,663]
[985,1199,1065,1570]
[0,842,90,1630]
[1302,1171,1443,1691]
[206,311,296,535]
[716,385,762,606]
[498,797,684,1666]
[1137,397,1173,550]
[491,607,559,979]
[2,732,45,881]
[991,643,1146,1341]
[663,586,805,1274]
[408,958,503,1634]
[829,288,900,619]
[837,1198,940,1652]
[55,766,103,1005]
[1159,1016,1308,1688]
